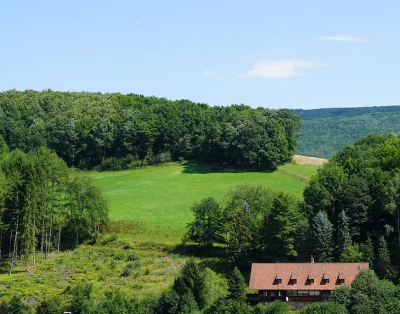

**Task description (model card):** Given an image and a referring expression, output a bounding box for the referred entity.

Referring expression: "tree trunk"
[9,216,19,275]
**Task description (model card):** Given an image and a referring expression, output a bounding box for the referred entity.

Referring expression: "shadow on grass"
[181,161,271,175]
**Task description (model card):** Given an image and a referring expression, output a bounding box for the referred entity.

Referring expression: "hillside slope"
[91,162,318,244]
[295,106,400,158]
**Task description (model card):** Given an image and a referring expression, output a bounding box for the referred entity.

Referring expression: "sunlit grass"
[90,162,319,244]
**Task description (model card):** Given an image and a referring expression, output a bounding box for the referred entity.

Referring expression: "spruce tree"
[310,211,333,262]
[336,210,352,258]
[376,236,391,278]
[173,260,206,309]
[227,267,247,303]
[360,236,374,268]
[295,218,310,262]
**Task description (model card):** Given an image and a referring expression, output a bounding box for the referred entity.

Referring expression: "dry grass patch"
[292,155,328,166]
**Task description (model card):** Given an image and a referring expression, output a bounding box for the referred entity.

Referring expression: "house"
[247,258,369,309]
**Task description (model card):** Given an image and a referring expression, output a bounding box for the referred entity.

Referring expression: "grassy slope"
[0,161,319,303]
[91,161,319,244]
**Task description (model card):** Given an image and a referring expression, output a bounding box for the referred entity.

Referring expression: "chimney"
[310,255,314,263]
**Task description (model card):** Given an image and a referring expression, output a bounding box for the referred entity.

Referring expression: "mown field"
[91,160,321,244]
[0,159,322,302]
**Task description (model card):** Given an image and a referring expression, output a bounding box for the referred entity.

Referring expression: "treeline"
[301,134,400,280]
[185,134,400,282]
[0,146,108,271]
[184,185,303,266]
[295,107,400,158]
[0,90,300,171]
[294,105,400,120]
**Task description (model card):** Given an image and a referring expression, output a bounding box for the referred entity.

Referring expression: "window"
[270,291,275,296]
[309,291,321,296]
[287,291,298,296]
[298,291,308,297]
[275,279,282,284]
[307,279,314,285]
[278,291,282,296]
[289,279,297,285]
[323,279,329,284]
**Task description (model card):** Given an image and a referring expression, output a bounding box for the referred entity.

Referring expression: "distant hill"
[294,106,400,158]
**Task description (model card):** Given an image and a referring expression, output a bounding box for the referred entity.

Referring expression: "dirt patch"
[292,155,328,166]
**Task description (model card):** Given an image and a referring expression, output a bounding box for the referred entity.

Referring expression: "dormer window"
[274,274,282,284]
[323,273,330,284]
[338,272,345,284]
[307,273,315,285]
[290,273,298,285]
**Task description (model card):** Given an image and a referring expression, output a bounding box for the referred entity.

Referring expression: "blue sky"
[1,1,399,109]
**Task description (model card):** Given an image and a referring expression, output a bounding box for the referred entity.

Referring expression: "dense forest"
[0,90,300,171]
[295,106,400,158]
[0,146,108,273]
[186,134,400,280]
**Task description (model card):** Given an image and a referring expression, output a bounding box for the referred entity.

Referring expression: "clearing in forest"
[91,161,320,244]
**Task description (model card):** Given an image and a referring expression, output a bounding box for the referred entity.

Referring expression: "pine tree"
[295,219,310,262]
[173,260,206,309]
[310,211,333,262]
[360,236,374,268]
[376,236,391,278]
[336,210,352,258]
[227,267,247,303]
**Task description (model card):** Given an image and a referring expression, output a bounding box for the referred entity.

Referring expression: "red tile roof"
[249,262,369,291]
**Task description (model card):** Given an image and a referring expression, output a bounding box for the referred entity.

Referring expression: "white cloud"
[317,36,368,43]
[237,59,327,79]
[203,69,216,77]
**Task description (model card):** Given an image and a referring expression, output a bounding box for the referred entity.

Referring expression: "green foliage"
[69,283,95,314]
[0,148,108,270]
[303,134,400,276]
[172,260,206,309]
[329,285,351,308]
[203,298,254,314]
[336,211,351,258]
[0,90,300,171]
[227,267,247,303]
[340,243,363,262]
[298,302,348,314]
[185,197,225,247]
[263,193,301,259]
[36,296,65,314]
[348,269,400,314]
[4,295,26,314]
[97,290,136,314]
[295,106,400,158]
[254,300,292,314]
[360,237,374,268]
[310,211,333,262]
[376,236,391,279]
[226,210,255,267]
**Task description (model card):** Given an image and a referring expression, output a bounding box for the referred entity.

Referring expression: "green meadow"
[91,162,319,244]
[0,161,320,302]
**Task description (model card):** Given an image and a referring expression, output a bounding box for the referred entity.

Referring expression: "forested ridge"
[295,106,400,158]
[0,90,300,171]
